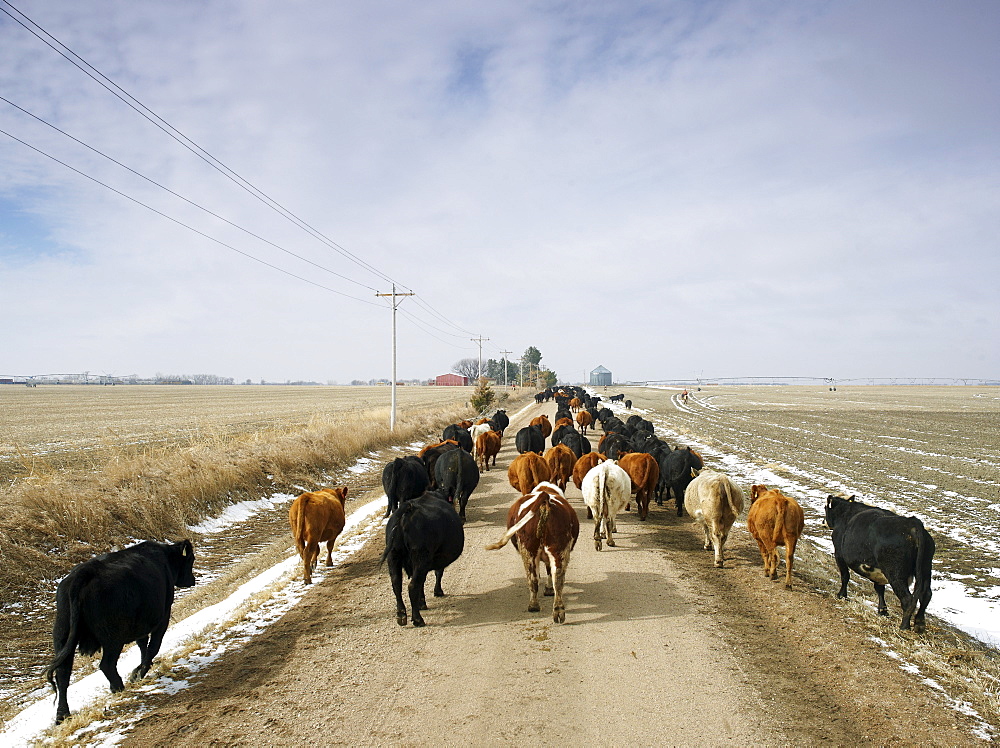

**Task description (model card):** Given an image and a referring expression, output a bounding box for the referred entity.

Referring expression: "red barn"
[435,374,469,386]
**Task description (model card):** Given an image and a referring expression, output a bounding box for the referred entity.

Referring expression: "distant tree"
[452,358,482,380]
[469,377,496,414]
[485,358,518,384]
[539,369,558,388]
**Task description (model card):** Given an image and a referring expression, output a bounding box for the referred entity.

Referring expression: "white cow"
[581,460,632,550]
[684,469,745,567]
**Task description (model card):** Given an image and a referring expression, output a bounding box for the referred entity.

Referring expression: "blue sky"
[1,0,997,383]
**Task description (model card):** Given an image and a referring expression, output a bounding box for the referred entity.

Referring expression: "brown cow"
[289,487,348,585]
[508,452,552,494]
[457,420,473,429]
[476,429,502,472]
[554,417,574,430]
[486,482,580,623]
[569,397,582,412]
[748,484,805,589]
[575,409,593,435]
[618,452,660,521]
[572,451,607,519]
[474,418,490,425]
[530,414,552,438]
[543,443,576,491]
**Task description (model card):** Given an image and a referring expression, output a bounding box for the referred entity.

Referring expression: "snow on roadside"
[2,494,390,747]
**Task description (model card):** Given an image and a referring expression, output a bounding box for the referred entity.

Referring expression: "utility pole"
[470,336,489,380]
[375,285,415,431]
[500,350,512,388]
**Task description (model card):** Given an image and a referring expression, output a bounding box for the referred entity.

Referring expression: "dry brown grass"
[0,385,521,601]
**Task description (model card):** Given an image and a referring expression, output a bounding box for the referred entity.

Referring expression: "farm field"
[618,384,1000,643]
[0,385,476,486]
[2,385,999,745]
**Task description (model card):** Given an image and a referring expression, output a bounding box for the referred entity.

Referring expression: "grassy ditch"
[0,387,528,602]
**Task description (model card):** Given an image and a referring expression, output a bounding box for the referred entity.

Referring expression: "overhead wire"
[0,126,386,307]
[1,0,510,349]
[0,0,410,292]
[0,95,381,293]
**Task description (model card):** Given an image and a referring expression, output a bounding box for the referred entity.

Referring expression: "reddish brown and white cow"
[747,484,805,589]
[508,452,552,494]
[543,443,577,491]
[475,429,501,472]
[486,482,580,623]
[684,470,745,567]
[618,452,660,520]
[289,487,348,584]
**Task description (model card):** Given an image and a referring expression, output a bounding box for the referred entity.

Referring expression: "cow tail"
[535,495,551,541]
[295,494,310,555]
[379,501,415,566]
[772,496,787,544]
[598,468,607,516]
[486,508,535,550]
[44,586,83,690]
[906,522,932,621]
[385,463,398,508]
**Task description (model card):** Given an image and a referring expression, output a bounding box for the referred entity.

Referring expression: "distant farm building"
[589,365,612,386]
[435,373,469,386]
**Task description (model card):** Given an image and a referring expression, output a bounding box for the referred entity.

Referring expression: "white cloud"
[1,0,997,382]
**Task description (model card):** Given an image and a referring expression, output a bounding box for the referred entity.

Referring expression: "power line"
[0,126,386,307]
[0,95,381,292]
[0,0,409,292]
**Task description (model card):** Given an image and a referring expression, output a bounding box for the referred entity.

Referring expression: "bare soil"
[93,400,988,747]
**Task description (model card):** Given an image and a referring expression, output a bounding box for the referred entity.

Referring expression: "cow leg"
[458,494,468,523]
[433,568,446,597]
[835,556,851,598]
[542,555,555,596]
[520,548,540,612]
[389,556,408,626]
[129,633,151,682]
[701,524,712,551]
[408,564,430,627]
[873,583,890,617]
[131,617,169,682]
[552,556,569,624]
[326,539,336,566]
[712,528,728,567]
[889,578,915,630]
[52,652,74,724]
[784,537,798,590]
[593,518,603,551]
[754,538,771,577]
[303,541,319,585]
[98,644,126,693]
[606,516,617,547]
[914,585,932,634]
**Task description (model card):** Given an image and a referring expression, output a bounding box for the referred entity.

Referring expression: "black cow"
[656,445,703,515]
[434,448,480,521]
[599,432,629,460]
[559,430,591,459]
[631,431,663,454]
[421,441,460,488]
[515,425,545,455]
[597,407,613,422]
[824,495,935,632]
[442,424,473,453]
[45,540,196,724]
[609,393,625,402]
[491,409,510,436]
[624,399,632,409]
[534,392,546,404]
[382,456,430,517]
[380,491,465,627]
[550,423,573,448]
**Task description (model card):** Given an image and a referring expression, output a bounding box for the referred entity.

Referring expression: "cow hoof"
[878,609,889,617]
[412,617,426,628]
[396,613,407,626]
[836,592,848,600]
[528,603,541,612]
[55,711,69,725]
[715,561,724,568]
[784,583,793,590]
[594,540,602,551]
[607,539,616,547]
[553,609,565,624]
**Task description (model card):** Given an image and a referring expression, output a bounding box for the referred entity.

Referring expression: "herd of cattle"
[42,387,936,725]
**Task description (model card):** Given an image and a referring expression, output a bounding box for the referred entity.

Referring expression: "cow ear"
[341,486,349,498]
[181,540,191,556]
[826,496,833,508]
[848,495,856,502]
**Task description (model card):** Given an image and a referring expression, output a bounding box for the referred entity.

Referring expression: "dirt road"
[117,402,979,747]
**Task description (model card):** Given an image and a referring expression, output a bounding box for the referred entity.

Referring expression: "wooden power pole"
[375,285,415,431]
